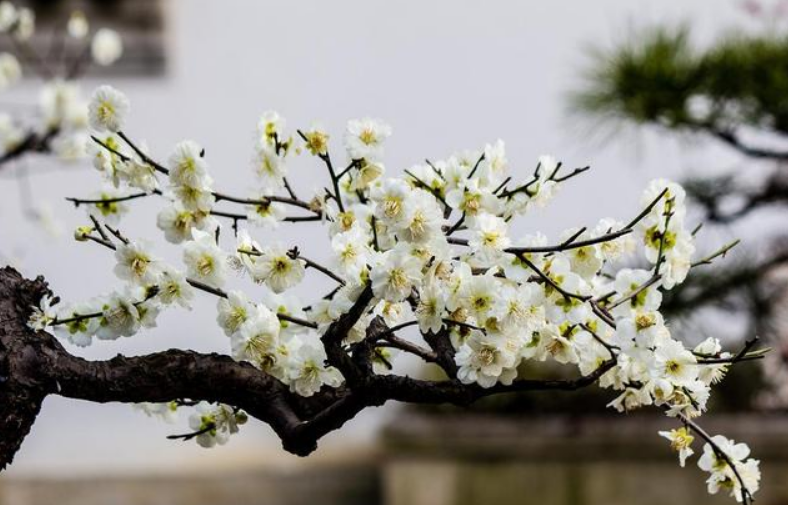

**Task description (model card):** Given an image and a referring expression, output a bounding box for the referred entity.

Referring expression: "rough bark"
[0,266,612,470]
[0,268,53,469]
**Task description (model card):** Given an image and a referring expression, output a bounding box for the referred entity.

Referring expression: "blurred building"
[0,0,166,76]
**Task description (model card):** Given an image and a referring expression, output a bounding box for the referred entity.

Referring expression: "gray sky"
[0,0,764,476]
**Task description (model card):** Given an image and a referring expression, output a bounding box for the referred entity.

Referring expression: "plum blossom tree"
[0,82,766,503]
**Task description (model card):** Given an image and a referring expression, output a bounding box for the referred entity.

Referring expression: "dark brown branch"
[0,128,59,168]
[0,267,626,470]
[447,228,634,254]
[296,129,344,212]
[94,133,321,217]
[421,327,459,376]
[0,269,51,470]
[376,336,438,364]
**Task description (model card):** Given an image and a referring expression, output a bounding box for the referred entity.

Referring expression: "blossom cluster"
[660,428,761,502]
[26,84,760,502]
[0,2,123,162]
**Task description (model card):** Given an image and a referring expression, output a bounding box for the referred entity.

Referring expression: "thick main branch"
[0,267,613,469]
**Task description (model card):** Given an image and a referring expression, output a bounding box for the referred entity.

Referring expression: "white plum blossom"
[116,158,159,193]
[40,79,82,129]
[216,290,255,337]
[468,213,510,262]
[288,340,343,397]
[113,240,160,285]
[613,311,668,355]
[445,179,502,222]
[395,189,444,244]
[611,268,663,317]
[459,273,499,323]
[329,202,373,235]
[188,402,245,448]
[0,52,21,90]
[248,244,305,293]
[371,178,411,228]
[698,435,760,502]
[252,143,287,190]
[12,6,32,40]
[492,284,545,333]
[96,290,142,340]
[637,179,695,288]
[51,303,97,347]
[169,175,216,212]
[168,140,208,187]
[455,332,519,388]
[653,339,699,387]
[659,427,695,467]
[595,218,635,261]
[370,247,422,302]
[373,299,412,327]
[345,118,391,161]
[542,255,591,324]
[301,124,329,156]
[331,224,372,280]
[246,198,285,229]
[67,10,88,39]
[416,281,446,334]
[505,154,559,215]
[562,229,603,279]
[350,159,385,190]
[0,113,23,154]
[478,139,507,187]
[0,2,16,32]
[86,185,130,226]
[545,327,580,365]
[91,28,123,66]
[157,202,216,244]
[695,337,730,385]
[27,294,58,334]
[502,233,548,282]
[662,236,695,289]
[88,85,129,133]
[134,402,178,423]
[157,269,194,309]
[182,228,228,287]
[233,318,293,380]
[231,304,280,364]
[257,110,285,146]
[261,290,307,338]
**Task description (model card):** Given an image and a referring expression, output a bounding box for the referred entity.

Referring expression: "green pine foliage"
[572,27,788,133]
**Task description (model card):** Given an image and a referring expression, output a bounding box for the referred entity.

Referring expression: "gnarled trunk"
[0,268,53,469]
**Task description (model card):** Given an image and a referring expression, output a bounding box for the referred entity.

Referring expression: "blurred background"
[2,0,788,504]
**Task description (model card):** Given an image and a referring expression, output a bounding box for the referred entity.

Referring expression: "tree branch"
[709,127,788,161]
[0,128,59,169]
[0,267,623,469]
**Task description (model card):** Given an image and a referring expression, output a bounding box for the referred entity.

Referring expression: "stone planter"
[381,412,788,505]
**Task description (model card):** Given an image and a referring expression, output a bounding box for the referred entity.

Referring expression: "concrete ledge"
[383,412,788,461]
[381,412,788,505]
[0,463,379,505]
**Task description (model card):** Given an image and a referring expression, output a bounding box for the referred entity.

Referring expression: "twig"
[677,413,753,505]
[691,240,741,268]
